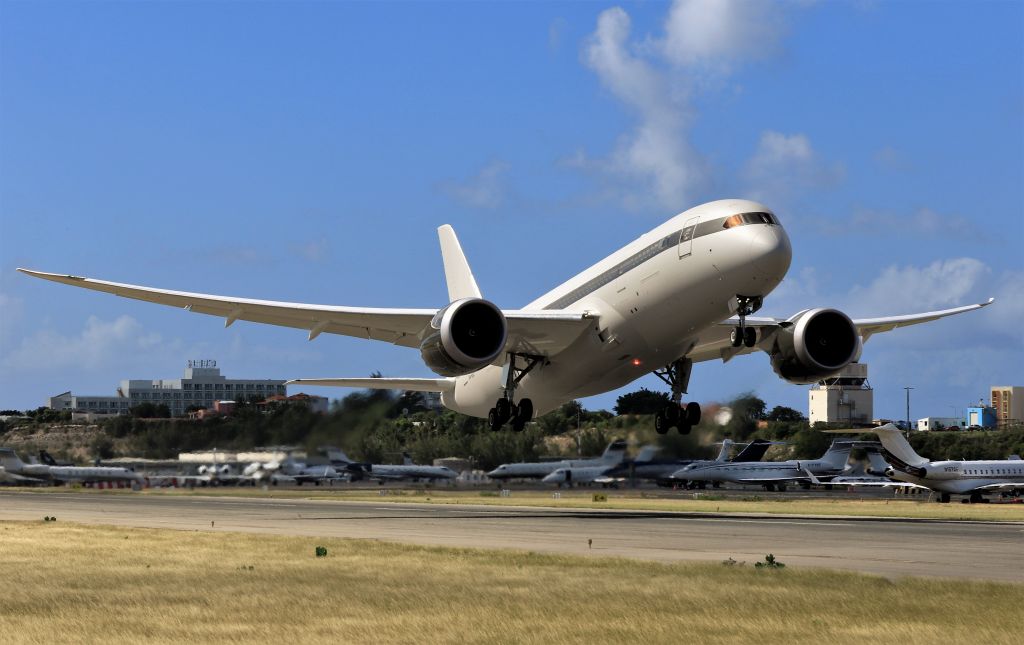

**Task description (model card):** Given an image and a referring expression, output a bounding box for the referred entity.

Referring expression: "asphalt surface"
[2,491,1022,582]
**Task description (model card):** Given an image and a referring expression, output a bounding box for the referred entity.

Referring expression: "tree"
[614,388,670,415]
[766,406,805,422]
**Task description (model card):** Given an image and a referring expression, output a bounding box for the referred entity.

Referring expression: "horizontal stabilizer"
[287,377,455,393]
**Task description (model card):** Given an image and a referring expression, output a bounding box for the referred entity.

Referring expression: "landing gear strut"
[653,358,701,435]
[730,295,763,348]
[487,353,542,431]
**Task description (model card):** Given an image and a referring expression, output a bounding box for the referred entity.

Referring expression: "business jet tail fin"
[438,225,482,302]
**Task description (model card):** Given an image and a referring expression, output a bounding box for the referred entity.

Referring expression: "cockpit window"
[722,211,777,229]
[723,214,744,229]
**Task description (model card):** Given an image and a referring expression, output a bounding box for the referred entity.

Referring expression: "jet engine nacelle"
[419,298,508,377]
[920,464,960,480]
[769,308,861,385]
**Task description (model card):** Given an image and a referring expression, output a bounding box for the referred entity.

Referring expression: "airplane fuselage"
[674,459,845,484]
[890,459,1024,494]
[445,199,792,417]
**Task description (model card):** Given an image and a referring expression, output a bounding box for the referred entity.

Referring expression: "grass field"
[2,521,1021,644]
[12,485,1024,522]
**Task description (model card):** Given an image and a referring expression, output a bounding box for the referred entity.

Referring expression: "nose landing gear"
[653,358,701,435]
[487,353,542,431]
[729,295,763,348]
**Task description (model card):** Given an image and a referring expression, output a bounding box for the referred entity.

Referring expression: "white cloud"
[2,315,170,372]
[291,238,329,263]
[844,258,990,315]
[742,130,844,204]
[440,160,510,210]
[661,0,787,73]
[578,7,707,211]
[873,145,911,172]
[574,2,807,213]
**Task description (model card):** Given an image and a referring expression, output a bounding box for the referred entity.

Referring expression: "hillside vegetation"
[2,391,1022,467]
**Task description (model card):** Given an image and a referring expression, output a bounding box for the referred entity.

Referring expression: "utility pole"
[904,386,914,435]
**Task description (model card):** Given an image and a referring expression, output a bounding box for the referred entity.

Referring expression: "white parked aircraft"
[671,441,855,491]
[19,199,992,432]
[486,440,628,480]
[0,448,142,486]
[327,449,457,482]
[858,424,1024,503]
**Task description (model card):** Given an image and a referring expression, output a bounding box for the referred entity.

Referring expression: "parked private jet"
[857,424,1024,503]
[326,449,457,482]
[486,440,628,481]
[19,199,992,432]
[671,440,857,491]
[0,448,142,486]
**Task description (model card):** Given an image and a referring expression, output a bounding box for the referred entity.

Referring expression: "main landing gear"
[729,295,763,348]
[653,358,701,435]
[487,353,542,432]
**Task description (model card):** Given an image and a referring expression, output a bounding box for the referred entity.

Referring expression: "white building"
[808,363,873,426]
[916,416,965,432]
[48,360,287,417]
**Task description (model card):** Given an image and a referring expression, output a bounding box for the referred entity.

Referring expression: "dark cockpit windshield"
[722,211,778,229]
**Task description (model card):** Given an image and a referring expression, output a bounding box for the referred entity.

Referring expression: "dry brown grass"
[1,520,1021,644]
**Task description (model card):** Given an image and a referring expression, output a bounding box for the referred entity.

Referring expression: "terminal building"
[48,360,287,417]
[808,363,873,426]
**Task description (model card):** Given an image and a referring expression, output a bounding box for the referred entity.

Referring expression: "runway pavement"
[2,491,1022,582]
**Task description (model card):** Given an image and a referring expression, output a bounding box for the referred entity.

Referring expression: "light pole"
[904,386,914,434]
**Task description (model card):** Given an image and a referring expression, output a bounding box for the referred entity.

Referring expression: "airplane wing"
[687,299,994,363]
[17,269,592,356]
[972,482,1024,492]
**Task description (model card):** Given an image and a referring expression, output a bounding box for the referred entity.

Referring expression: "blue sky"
[1,0,1021,422]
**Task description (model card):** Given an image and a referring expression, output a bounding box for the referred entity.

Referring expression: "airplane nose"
[750,225,792,282]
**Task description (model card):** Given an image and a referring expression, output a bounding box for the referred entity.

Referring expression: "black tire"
[685,401,701,426]
[676,421,691,435]
[665,405,681,424]
[743,326,757,348]
[654,412,669,435]
[777,484,787,492]
[495,399,512,425]
[487,408,502,431]
[730,328,743,347]
[939,492,951,504]
[517,398,534,423]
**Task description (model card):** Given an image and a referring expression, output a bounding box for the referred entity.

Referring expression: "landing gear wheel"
[743,326,757,348]
[938,492,951,504]
[655,410,669,435]
[730,327,743,348]
[676,421,691,435]
[511,398,533,432]
[685,401,701,426]
[665,404,681,425]
[487,408,502,432]
[495,398,512,425]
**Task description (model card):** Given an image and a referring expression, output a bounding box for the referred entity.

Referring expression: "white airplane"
[856,424,1024,503]
[486,440,628,480]
[18,199,993,432]
[334,450,457,482]
[0,447,143,486]
[605,438,775,483]
[671,440,855,491]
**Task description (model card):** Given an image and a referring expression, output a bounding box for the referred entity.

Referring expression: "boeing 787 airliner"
[19,199,992,432]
